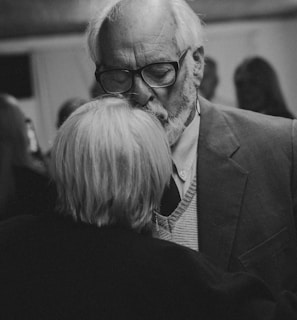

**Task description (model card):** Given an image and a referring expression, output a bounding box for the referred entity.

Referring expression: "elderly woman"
[0,96,295,319]
[51,96,171,232]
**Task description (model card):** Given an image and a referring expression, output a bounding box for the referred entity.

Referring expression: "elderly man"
[87,0,297,294]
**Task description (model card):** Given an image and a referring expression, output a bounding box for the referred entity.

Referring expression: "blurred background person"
[45,97,87,167]
[56,97,88,129]
[25,117,48,174]
[90,80,104,99]
[0,94,56,220]
[199,56,219,101]
[234,56,295,118]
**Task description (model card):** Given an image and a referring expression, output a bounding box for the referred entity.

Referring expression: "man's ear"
[192,46,204,84]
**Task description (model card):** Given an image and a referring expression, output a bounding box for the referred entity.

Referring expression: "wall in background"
[204,17,297,117]
[0,35,94,151]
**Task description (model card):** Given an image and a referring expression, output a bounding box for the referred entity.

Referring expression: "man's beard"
[140,98,192,147]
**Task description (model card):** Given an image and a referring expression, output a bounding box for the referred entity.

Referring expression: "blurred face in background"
[199,59,218,101]
[235,73,267,112]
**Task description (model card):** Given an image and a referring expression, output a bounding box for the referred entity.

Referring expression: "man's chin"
[166,126,183,147]
[157,116,168,128]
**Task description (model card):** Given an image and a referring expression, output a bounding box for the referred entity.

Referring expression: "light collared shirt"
[171,100,200,198]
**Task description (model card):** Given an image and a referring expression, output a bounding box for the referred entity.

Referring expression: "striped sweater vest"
[153,176,198,251]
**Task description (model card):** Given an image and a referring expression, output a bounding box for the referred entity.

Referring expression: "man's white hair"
[87,0,204,65]
[51,95,172,232]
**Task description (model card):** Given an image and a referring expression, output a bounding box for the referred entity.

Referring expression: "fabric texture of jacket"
[196,97,297,294]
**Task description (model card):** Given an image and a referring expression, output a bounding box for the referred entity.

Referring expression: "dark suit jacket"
[197,97,297,293]
[1,165,57,221]
[0,214,296,319]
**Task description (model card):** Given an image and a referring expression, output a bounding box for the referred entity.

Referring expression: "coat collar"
[197,97,249,270]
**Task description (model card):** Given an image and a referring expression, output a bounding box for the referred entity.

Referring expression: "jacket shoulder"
[200,97,296,141]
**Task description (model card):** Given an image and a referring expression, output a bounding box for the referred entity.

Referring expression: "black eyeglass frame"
[95,49,189,94]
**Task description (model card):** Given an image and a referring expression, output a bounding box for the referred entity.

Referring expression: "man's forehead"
[117,0,171,21]
[99,45,177,69]
[100,24,176,53]
[101,0,176,41]
[99,2,178,66]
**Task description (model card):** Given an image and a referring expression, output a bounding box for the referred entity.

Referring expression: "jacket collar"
[197,97,248,270]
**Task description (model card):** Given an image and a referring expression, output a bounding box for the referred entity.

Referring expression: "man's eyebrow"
[97,56,175,71]
[96,64,123,71]
[145,52,177,63]
[99,61,136,69]
[146,58,171,64]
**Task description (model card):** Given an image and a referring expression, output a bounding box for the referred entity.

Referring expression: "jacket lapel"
[197,98,248,270]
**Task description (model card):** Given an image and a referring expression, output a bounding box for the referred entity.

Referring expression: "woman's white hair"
[51,95,172,232]
[87,0,204,65]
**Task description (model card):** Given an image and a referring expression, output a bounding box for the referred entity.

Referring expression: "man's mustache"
[145,101,169,125]
[127,95,169,126]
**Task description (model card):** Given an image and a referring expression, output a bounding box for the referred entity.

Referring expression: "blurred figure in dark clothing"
[56,97,88,128]
[199,56,219,101]
[0,94,56,220]
[45,97,87,169]
[234,56,294,118]
[25,117,48,174]
[90,81,104,99]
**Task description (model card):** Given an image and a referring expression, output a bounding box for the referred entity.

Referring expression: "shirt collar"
[171,100,200,182]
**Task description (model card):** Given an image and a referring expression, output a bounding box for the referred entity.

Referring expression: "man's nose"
[129,75,153,107]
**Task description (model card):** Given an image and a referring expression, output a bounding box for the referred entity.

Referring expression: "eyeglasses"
[95,49,189,94]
